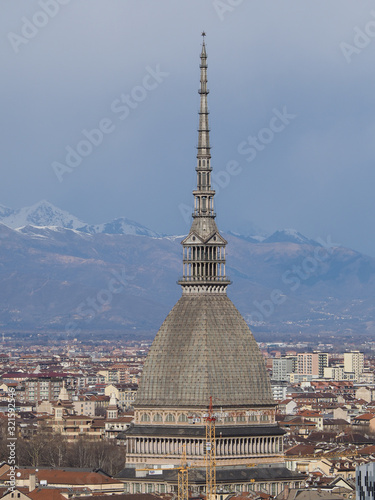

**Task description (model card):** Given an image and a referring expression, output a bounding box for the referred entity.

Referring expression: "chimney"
[29,473,36,492]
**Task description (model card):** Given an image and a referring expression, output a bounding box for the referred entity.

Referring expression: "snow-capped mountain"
[80,218,160,238]
[0,221,374,340]
[0,200,86,230]
[0,201,160,237]
[263,229,320,246]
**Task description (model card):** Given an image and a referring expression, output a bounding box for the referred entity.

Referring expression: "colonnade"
[127,435,282,460]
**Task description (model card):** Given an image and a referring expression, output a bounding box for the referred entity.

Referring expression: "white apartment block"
[344,351,364,382]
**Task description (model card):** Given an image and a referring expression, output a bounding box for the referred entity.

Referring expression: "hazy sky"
[1,1,375,256]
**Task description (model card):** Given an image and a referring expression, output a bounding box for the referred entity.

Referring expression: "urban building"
[25,374,64,402]
[118,35,301,497]
[297,352,328,378]
[344,351,364,382]
[272,357,296,381]
[105,383,137,410]
[356,461,375,500]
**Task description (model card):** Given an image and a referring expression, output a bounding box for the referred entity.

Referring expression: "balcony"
[178,275,231,283]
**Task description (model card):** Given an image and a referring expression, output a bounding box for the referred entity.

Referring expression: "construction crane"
[137,398,218,500]
[205,397,216,500]
[177,444,189,500]
[136,445,193,500]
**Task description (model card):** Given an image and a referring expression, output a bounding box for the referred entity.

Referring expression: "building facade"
[356,461,375,500]
[344,351,364,382]
[123,36,285,479]
[296,352,328,378]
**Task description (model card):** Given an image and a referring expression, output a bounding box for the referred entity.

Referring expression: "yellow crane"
[205,397,216,500]
[178,444,189,500]
[136,445,194,500]
[137,398,218,500]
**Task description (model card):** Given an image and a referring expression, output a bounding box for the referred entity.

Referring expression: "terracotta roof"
[285,444,316,456]
[77,495,162,500]
[28,488,67,499]
[353,413,375,421]
[358,445,375,455]
[298,410,322,417]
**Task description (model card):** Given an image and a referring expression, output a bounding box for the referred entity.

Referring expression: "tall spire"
[194,32,214,218]
[178,35,230,293]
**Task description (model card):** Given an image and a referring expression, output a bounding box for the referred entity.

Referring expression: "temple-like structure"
[125,34,282,468]
[117,35,302,496]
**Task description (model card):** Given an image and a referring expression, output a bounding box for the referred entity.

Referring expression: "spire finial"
[178,37,231,292]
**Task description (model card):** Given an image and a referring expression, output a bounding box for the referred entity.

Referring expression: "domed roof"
[135,293,274,408]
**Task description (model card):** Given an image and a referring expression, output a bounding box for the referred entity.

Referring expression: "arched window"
[153,413,163,422]
[141,413,150,422]
[178,414,188,423]
[166,413,175,422]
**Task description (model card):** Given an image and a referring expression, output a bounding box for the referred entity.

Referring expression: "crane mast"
[205,397,216,500]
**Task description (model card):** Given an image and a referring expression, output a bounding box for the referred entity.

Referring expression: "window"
[178,414,188,423]
[153,413,163,422]
[134,483,141,493]
[166,414,175,423]
[141,413,150,422]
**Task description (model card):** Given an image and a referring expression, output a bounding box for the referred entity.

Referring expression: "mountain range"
[0,200,160,237]
[0,201,374,341]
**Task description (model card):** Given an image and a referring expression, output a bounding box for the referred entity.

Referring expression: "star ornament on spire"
[202,31,206,38]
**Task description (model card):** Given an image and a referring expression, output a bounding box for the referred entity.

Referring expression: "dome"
[135,293,274,408]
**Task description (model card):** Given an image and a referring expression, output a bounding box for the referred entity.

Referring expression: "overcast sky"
[1,1,375,256]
